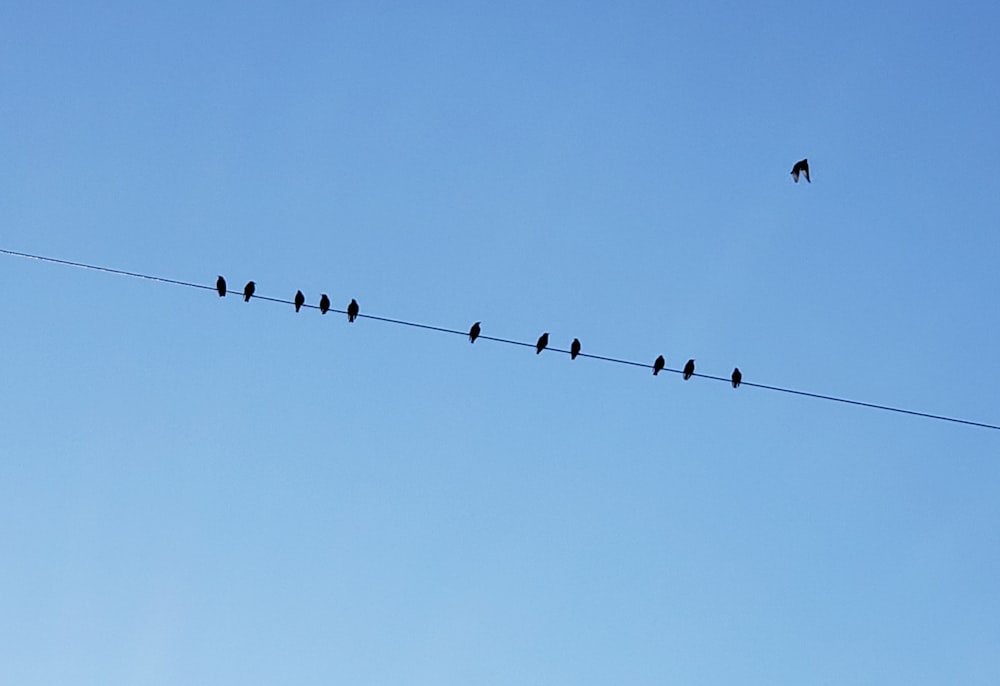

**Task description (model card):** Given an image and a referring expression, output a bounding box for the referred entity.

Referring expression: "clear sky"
[2,2,999,684]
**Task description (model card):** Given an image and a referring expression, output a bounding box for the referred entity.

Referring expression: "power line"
[2,247,997,432]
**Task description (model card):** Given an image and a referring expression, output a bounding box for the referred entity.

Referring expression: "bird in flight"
[570,338,581,360]
[294,290,305,313]
[536,333,549,354]
[791,158,810,183]
[243,281,255,302]
[216,276,226,297]
[683,359,695,380]
[731,367,742,389]
[469,321,481,343]
[347,298,359,322]
[319,294,330,315]
[653,355,665,376]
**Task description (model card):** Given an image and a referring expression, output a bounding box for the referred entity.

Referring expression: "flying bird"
[570,338,581,360]
[536,332,549,354]
[216,276,226,297]
[319,294,330,314]
[653,355,665,376]
[791,158,810,183]
[732,367,742,389]
[469,321,481,343]
[683,359,695,380]
[243,281,255,302]
[294,290,305,313]
[347,298,359,322]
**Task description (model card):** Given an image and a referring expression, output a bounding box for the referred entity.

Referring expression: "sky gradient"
[2,2,999,684]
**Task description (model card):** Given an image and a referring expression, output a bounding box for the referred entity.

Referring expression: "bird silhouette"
[347,298,359,322]
[683,359,695,380]
[536,332,549,354]
[319,294,330,314]
[570,338,581,360]
[791,158,810,183]
[243,281,255,302]
[653,355,665,376]
[732,367,742,388]
[294,290,305,312]
[469,321,481,343]
[216,276,226,297]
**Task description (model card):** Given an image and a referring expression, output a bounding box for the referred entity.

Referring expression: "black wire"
[3,247,998,432]
[0,248,216,292]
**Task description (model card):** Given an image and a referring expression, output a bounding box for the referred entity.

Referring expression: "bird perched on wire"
[347,298,359,322]
[469,321,481,343]
[791,158,810,183]
[683,359,695,380]
[294,290,305,313]
[243,281,255,302]
[570,338,581,360]
[653,355,665,376]
[319,294,330,315]
[731,367,742,389]
[536,333,549,354]
[216,276,226,297]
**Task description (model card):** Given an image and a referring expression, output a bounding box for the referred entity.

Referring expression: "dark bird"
[791,158,810,183]
[536,332,549,354]
[570,338,581,360]
[319,294,330,315]
[216,276,226,297]
[347,298,359,323]
[294,290,305,313]
[469,321,481,343]
[243,281,255,302]
[683,359,695,380]
[732,367,742,389]
[653,355,665,376]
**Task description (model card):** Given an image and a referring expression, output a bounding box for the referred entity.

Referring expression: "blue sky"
[2,2,999,684]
